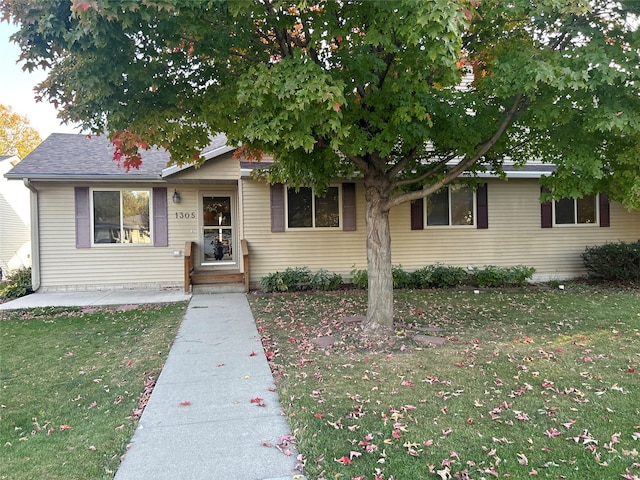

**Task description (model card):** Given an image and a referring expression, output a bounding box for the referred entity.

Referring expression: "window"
[92,189,151,244]
[426,185,475,226]
[287,186,340,228]
[555,195,596,225]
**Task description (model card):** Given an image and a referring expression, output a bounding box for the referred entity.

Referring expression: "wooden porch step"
[191,270,244,285]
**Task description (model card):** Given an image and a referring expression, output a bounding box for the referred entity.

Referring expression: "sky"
[1,21,81,140]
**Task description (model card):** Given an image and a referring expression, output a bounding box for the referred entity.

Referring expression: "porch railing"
[241,239,250,293]
[183,240,250,293]
[184,241,195,293]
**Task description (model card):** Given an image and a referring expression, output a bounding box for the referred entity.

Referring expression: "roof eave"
[4,173,165,182]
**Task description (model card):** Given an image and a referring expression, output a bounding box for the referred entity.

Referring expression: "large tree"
[0,104,41,158]
[4,0,640,338]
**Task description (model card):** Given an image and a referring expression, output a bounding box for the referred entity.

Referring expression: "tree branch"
[383,93,531,210]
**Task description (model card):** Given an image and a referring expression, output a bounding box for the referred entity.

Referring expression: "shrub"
[581,241,640,282]
[350,266,368,289]
[431,264,468,287]
[260,266,313,292]
[261,267,343,292]
[410,264,468,288]
[0,267,32,300]
[472,265,535,288]
[312,269,343,291]
[392,265,413,289]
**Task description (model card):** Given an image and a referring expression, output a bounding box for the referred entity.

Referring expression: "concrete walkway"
[2,291,303,480]
[0,288,192,310]
[114,293,302,480]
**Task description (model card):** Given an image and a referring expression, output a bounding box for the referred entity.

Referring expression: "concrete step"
[192,284,246,294]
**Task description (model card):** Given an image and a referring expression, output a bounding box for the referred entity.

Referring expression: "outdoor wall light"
[172,189,181,204]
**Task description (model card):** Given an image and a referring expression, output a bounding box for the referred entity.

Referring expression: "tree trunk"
[362,170,394,340]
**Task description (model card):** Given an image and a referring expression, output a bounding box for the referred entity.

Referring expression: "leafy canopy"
[3,0,640,208]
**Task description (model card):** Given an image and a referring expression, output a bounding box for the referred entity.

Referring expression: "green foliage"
[472,265,536,288]
[411,264,468,288]
[392,264,413,289]
[350,266,368,290]
[0,267,32,300]
[312,269,343,291]
[261,267,343,292]
[581,241,640,282]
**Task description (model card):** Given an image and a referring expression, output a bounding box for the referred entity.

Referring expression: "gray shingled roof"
[5,133,231,180]
[6,134,169,179]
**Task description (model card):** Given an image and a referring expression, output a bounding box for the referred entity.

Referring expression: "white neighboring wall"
[0,156,31,279]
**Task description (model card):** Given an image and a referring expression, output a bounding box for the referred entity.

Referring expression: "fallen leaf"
[179,400,191,407]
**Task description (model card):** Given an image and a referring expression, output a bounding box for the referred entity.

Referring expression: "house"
[4,133,639,292]
[0,155,31,279]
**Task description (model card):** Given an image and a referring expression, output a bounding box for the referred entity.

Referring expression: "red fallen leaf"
[401,380,414,387]
[544,428,562,438]
[59,425,72,431]
[179,400,191,407]
[629,369,636,374]
[392,429,402,439]
[250,397,263,403]
[335,456,352,465]
[250,351,258,357]
[265,351,275,361]
[217,363,225,367]
[262,441,273,447]
[423,439,434,447]
[314,413,325,419]
[126,360,133,367]
[268,386,276,392]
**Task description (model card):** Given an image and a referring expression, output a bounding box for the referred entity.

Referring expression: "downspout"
[23,179,40,291]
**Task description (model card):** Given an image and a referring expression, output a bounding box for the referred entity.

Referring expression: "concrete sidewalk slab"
[0,288,191,310]
[114,293,303,480]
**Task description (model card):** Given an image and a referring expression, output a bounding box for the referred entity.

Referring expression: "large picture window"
[93,189,151,244]
[287,186,340,228]
[554,195,596,225]
[426,185,475,226]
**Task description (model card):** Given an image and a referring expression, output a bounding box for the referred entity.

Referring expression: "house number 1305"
[175,212,196,219]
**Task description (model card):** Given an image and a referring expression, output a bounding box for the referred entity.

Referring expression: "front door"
[201,194,236,266]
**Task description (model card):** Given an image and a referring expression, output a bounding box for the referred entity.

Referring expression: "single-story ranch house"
[5,133,639,292]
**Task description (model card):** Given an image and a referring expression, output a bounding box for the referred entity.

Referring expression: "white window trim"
[285,185,342,230]
[552,196,599,227]
[425,186,477,228]
[90,188,154,246]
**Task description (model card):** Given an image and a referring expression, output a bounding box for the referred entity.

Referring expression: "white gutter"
[23,179,40,291]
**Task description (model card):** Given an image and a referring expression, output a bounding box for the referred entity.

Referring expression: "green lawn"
[0,303,186,480]
[249,284,640,480]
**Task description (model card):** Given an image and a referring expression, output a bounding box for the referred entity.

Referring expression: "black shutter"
[476,183,488,229]
[342,182,356,231]
[410,199,424,230]
[599,193,610,227]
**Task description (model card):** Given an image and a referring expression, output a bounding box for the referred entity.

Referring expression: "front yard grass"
[249,284,640,480]
[0,303,186,480]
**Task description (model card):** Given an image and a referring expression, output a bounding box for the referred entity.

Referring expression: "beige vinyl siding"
[241,178,639,286]
[171,153,239,181]
[36,184,185,290]
[241,180,367,284]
